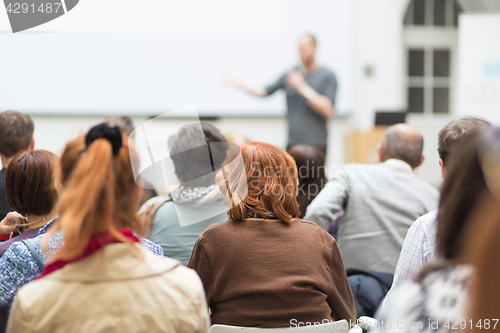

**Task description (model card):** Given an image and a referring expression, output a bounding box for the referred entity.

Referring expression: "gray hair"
[381,124,424,168]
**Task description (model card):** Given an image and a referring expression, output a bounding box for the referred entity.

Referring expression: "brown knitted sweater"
[187,218,357,328]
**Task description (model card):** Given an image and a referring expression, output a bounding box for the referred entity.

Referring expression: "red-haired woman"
[188,142,356,328]
[6,124,210,333]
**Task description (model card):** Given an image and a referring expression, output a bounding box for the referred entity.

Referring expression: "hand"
[224,74,241,88]
[286,70,308,95]
[0,212,26,236]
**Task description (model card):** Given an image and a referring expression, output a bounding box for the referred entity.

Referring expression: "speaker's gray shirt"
[266,67,337,150]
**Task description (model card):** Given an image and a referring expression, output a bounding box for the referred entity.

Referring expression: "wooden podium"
[344,126,389,164]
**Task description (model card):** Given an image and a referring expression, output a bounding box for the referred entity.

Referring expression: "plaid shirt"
[390,209,439,291]
[0,219,163,308]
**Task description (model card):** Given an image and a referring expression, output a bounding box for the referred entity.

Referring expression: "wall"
[351,0,410,130]
[28,0,457,190]
[457,13,500,124]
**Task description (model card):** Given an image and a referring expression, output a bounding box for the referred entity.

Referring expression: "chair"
[210,319,362,333]
[357,316,379,331]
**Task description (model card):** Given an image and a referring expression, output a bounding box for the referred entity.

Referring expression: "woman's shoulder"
[6,235,44,261]
[196,220,232,240]
[139,237,164,256]
[134,246,205,294]
[295,218,336,239]
[154,199,176,216]
[199,218,332,236]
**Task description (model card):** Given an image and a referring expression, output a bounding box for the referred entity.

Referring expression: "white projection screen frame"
[0,0,354,117]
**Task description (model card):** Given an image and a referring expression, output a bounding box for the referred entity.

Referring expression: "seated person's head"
[219,142,300,223]
[435,126,497,261]
[288,144,326,184]
[101,117,159,205]
[6,150,58,221]
[378,124,424,169]
[0,111,34,166]
[287,145,327,216]
[168,123,227,187]
[44,123,140,261]
[103,115,135,139]
[223,131,251,147]
[438,118,490,178]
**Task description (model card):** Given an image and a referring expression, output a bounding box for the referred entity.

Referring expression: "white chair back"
[209,319,358,333]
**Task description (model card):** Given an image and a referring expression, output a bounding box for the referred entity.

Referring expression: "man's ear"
[29,136,35,151]
[377,143,385,163]
[440,159,447,179]
[413,154,425,169]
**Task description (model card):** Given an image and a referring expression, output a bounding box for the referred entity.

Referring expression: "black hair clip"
[85,123,123,156]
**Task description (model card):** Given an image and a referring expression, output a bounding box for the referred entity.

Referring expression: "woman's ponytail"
[43,124,138,262]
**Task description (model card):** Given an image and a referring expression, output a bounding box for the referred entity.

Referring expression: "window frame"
[403,0,461,115]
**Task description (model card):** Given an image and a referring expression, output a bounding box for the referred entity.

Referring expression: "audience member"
[0,150,58,257]
[141,123,229,265]
[389,118,489,291]
[188,142,356,328]
[0,111,34,221]
[103,115,157,205]
[374,127,498,333]
[0,125,164,310]
[103,115,135,138]
[223,131,251,146]
[466,145,500,330]
[288,144,328,218]
[305,124,439,273]
[6,123,209,332]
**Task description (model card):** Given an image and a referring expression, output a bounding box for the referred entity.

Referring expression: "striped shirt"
[388,209,439,293]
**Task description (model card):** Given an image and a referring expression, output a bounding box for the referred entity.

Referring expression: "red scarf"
[39,228,140,279]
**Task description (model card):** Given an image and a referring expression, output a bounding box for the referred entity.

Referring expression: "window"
[403,0,462,114]
[404,0,461,27]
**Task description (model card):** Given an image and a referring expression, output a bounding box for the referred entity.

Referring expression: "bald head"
[380,124,424,169]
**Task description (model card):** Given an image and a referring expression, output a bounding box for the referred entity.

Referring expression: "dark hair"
[0,110,34,158]
[103,115,135,139]
[6,150,58,216]
[169,123,227,186]
[464,130,500,325]
[288,145,327,218]
[381,124,423,168]
[438,118,490,165]
[436,129,490,260]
